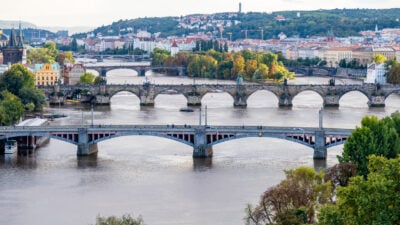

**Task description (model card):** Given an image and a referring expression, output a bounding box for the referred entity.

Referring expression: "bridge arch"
[247,90,280,107]
[292,90,324,107]
[206,133,315,149]
[339,90,369,107]
[108,90,140,99]
[103,68,140,77]
[0,133,78,145]
[91,131,195,147]
[201,92,234,107]
[384,92,400,105]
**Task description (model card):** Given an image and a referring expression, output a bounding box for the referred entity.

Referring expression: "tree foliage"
[0,64,46,113]
[0,90,24,125]
[372,53,387,64]
[79,72,96,85]
[244,166,331,225]
[338,114,400,177]
[319,155,400,225]
[74,9,400,40]
[92,214,144,225]
[386,58,400,85]
[151,49,293,83]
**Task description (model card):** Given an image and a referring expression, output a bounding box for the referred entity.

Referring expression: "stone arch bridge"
[40,83,400,107]
[85,65,186,76]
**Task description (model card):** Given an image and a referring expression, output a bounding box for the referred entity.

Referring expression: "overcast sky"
[2,0,399,27]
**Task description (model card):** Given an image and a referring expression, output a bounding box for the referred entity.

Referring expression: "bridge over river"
[0,124,352,160]
[40,83,400,107]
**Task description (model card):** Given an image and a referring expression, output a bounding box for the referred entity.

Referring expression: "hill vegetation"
[75,8,400,39]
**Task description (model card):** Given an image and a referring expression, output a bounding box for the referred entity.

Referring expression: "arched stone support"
[94,95,111,105]
[368,95,386,107]
[233,92,248,107]
[323,95,340,107]
[233,86,248,107]
[278,94,293,107]
[187,95,202,106]
[139,84,155,106]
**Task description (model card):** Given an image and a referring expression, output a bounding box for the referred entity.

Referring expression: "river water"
[1,65,400,225]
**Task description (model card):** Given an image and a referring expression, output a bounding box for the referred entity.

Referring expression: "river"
[1,64,400,225]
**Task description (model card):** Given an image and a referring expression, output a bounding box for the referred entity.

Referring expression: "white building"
[366,63,386,84]
[170,41,179,56]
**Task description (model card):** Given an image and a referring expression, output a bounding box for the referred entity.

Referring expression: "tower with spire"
[2,22,25,65]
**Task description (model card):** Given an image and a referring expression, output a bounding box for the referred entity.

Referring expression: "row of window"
[36,76,57,81]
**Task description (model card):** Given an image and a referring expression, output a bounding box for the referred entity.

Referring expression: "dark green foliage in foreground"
[92,214,144,225]
[338,113,400,177]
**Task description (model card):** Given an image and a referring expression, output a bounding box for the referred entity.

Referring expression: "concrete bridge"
[85,64,186,76]
[40,83,400,107]
[0,124,352,160]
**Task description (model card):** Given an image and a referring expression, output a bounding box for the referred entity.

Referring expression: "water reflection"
[77,153,98,169]
[193,157,213,171]
[0,153,37,169]
[313,159,328,172]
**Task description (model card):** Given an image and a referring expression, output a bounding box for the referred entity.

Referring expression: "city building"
[35,63,60,86]
[366,63,386,84]
[63,64,86,85]
[2,24,25,65]
[170,41,179,56]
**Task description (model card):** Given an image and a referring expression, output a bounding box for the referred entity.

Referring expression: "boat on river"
[179,107,194,112]
[4,140,18,154]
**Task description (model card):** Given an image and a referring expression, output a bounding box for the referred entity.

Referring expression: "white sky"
[2,0,399,27]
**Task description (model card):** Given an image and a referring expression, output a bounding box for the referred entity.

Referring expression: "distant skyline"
[2,0,399,28]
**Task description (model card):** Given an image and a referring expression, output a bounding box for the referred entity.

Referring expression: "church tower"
[2,23,24,65]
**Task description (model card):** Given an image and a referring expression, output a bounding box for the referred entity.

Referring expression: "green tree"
[92,214,144,225]
[245,59,258,79]
[319,155,400,225]
[56,51,75,65]
[372,53,387,64]
[0,90,24,125]
[0,64,46,113]
[0,64,35,95]
[18,87,47,111]
[70,38,78,52]
[386,59,400,85]
[338,115,400,177]
[245,166,331,225]
[232,53,245,77]
[79,72,96,85]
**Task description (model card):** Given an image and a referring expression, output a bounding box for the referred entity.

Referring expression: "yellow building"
[35,63,59,86]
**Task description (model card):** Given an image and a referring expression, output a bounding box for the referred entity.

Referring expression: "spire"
[17,21,24,47]
[8,27,18,48]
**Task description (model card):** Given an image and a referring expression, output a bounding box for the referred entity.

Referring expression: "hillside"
[74,8,400,39]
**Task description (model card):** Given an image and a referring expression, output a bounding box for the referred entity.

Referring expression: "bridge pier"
[278,94,293,107]
[139,84,155,106]
[368,96,386,107]
[233,87,248,107]
[77,128,98,156]
[139,69,146,76]
[323,95,340,107]
[94,95,111,105]
[193,128,213,158]
[313,130,327,160]
[187,95,202,106]
[233,95,247,107]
